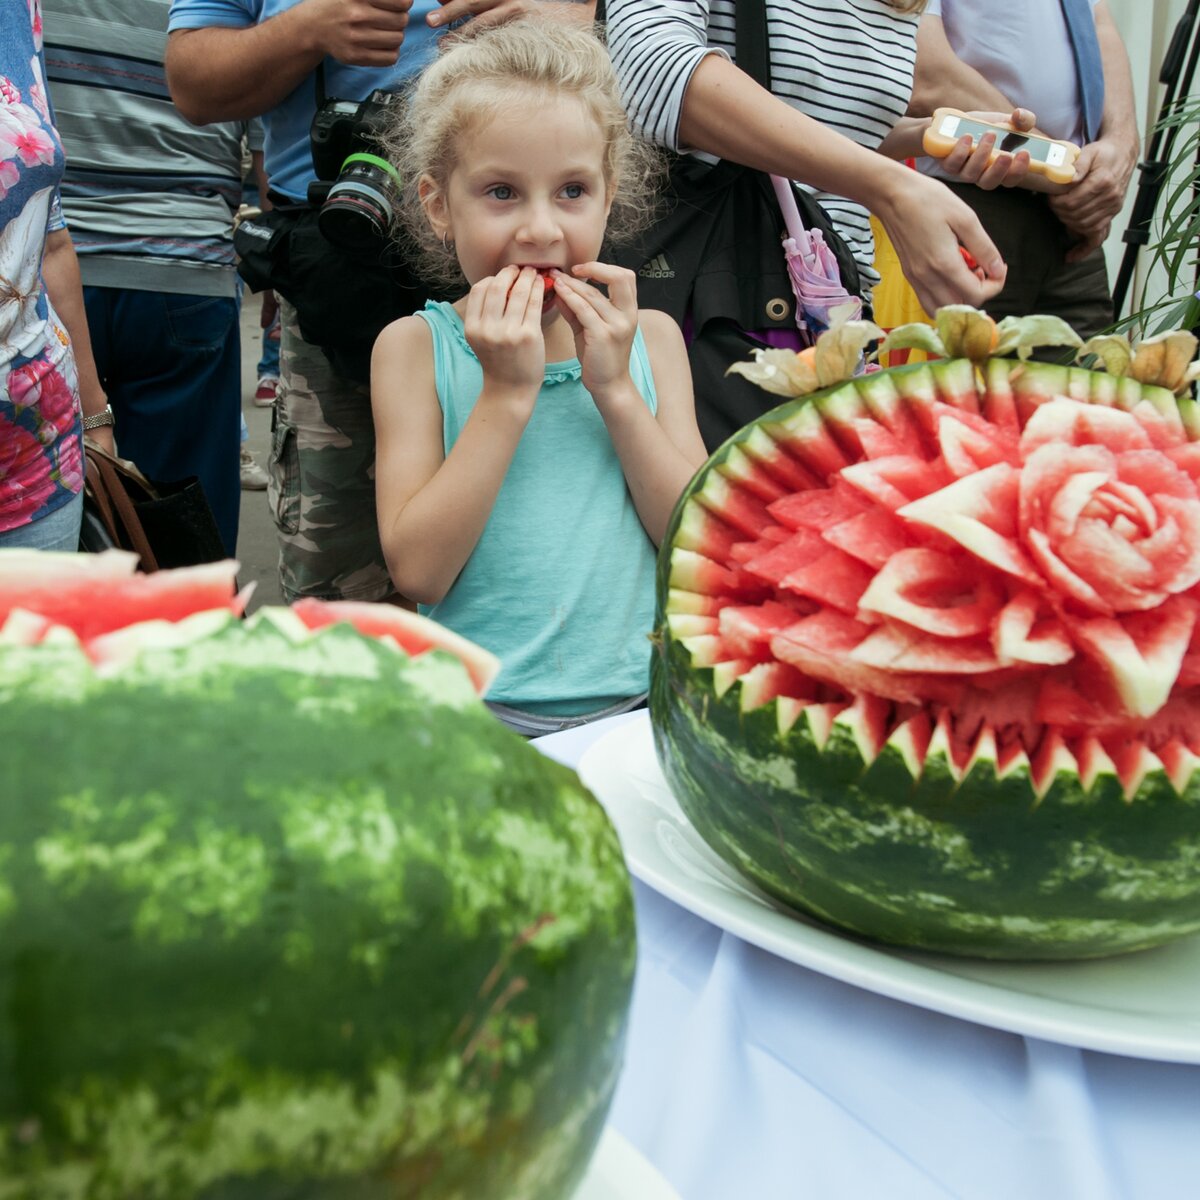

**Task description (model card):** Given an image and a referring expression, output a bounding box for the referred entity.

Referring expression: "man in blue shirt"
[164,0,445,602]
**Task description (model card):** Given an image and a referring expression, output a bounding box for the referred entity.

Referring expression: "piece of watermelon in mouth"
[539,269,556,310]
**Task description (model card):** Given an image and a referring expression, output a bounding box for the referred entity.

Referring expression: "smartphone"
[923,107,1080,184]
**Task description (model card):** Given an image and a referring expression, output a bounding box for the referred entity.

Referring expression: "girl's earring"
[441,232,454,251]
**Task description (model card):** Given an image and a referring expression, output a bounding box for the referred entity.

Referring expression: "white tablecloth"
[536,715,1200,1200]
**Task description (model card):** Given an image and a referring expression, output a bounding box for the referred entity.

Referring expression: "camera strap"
[315,60,329,110]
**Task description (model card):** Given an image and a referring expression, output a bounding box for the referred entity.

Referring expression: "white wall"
[1105,0,1198,320]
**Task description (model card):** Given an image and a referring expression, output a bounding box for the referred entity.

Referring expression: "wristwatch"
[81,404,115,431]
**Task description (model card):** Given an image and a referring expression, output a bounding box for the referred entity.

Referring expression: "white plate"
[578,715,1200,1064]
[575,1127,680,1200]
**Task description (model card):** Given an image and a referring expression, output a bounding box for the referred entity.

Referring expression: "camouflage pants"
[268,299,393,602]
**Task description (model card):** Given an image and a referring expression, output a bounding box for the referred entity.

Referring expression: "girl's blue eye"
[563,184,585,200]
[489,185,514,201]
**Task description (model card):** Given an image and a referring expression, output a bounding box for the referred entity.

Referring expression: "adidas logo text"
[638,253,675,279]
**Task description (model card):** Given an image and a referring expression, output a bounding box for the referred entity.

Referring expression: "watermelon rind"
[0,616,635,1197]
[652,359,1200,960]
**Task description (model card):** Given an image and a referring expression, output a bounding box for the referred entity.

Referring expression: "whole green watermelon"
[0,602,634,1198]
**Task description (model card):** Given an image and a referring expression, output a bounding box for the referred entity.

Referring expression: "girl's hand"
[462,265,545,406]
[552,262,639,405]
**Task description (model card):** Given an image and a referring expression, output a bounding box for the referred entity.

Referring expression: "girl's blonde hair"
[384,15,661,293]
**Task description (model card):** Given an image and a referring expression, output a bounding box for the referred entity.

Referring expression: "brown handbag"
[80,440,226,572]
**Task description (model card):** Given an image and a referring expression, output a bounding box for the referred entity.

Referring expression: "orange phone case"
[922,107,1080,185]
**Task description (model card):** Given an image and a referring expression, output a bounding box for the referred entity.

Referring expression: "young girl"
[372,16,707,731]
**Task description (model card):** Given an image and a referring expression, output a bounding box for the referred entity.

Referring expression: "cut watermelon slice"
[0,551,501,697]
[856,547,1002,638]
[662,344,1200,783]
[840,454,953,511]
[899,464,1043,586]
[1072,601,1196,719]
[820,508,913,569]
[0,550,243,641]
[292,599,501,695]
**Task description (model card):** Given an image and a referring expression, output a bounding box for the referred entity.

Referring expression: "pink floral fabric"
[0,0,82,534]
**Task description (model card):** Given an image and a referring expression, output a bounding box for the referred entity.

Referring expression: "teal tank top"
[415,301,659,714]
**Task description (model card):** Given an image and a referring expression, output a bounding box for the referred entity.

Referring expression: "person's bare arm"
[881,108,1049,190]
[675,54,1006,314]
[251,149,272,210]
[427,0,595,32]
[899,14,1064,193]
[1048,0,1139,260]
[373,269,544,605]
[166,0,414,125]
[41,229,113,456]
[908,14,1012,117]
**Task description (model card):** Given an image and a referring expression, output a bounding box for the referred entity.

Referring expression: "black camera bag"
[234,200,432,385]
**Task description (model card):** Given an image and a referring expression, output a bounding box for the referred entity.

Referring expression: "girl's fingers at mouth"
[503,266,537,302]
[552,269,605,302]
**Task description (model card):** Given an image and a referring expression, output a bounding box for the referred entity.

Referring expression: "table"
[537,714,1200,1200]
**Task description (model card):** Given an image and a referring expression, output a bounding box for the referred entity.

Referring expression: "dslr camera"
[308,90,403,257]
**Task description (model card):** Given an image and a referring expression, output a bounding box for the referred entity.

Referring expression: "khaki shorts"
[268,299,393,603]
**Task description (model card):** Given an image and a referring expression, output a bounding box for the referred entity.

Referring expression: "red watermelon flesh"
[0,550,500,696]
[667,363,1200,788]
[0,551,244,642]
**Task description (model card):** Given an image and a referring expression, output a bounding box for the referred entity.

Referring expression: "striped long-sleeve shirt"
[41,0,246,297]
[606,0,921,288]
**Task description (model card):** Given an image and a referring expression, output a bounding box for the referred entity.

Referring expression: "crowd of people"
[0,0,1136,730]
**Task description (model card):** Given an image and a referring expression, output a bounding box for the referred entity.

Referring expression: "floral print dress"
[0,0,82,533]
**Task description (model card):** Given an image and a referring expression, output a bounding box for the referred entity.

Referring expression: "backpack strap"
[736,0,770,90]
[594,0,769,85]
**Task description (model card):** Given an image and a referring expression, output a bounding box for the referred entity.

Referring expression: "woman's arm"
[606,0,1006,312]
[908,13,1012,119]
[41,228,113,456]
[674,54,1006,313]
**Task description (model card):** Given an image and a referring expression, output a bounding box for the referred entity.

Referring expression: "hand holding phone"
[923,107,1081,185]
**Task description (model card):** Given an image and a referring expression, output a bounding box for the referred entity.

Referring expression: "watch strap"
[82,404,115,431]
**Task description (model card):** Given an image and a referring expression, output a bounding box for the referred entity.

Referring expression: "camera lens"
[317,154,401,256]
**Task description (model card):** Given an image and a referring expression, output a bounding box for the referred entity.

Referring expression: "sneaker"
[240,447,269,490]
[253,375,279,407]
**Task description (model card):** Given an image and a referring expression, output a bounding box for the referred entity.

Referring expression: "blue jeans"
[83,287,241,555]
[257,312,281,379]
[0,489,83,551]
